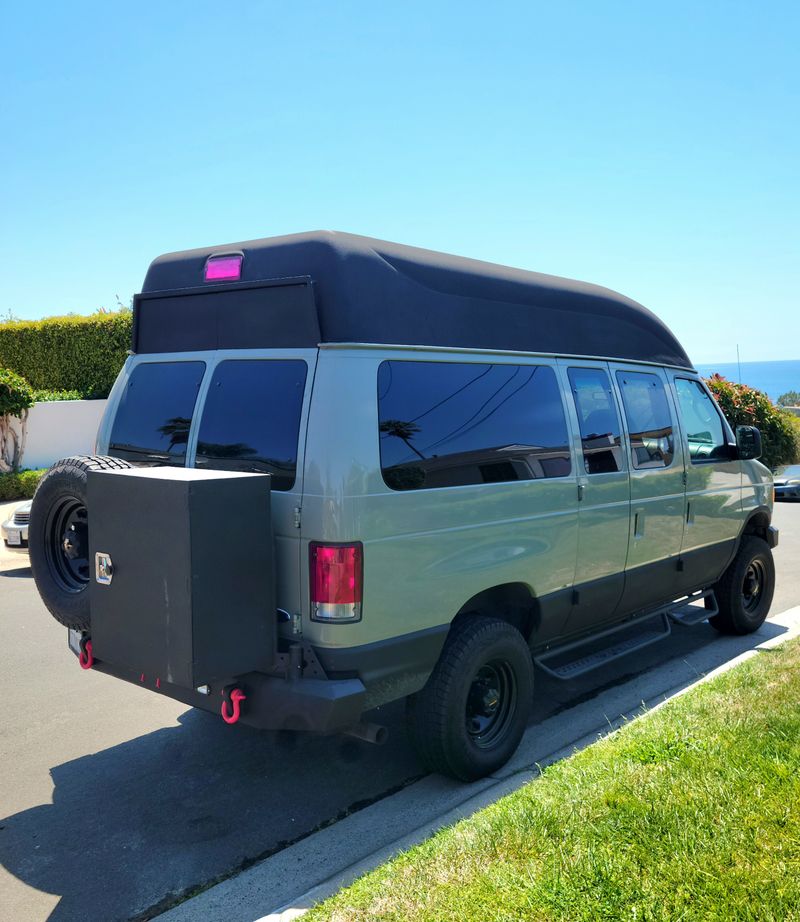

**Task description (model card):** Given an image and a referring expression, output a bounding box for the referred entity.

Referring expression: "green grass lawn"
[307,638,800,922]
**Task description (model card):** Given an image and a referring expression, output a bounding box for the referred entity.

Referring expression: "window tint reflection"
[378,361,571,490]
[616,371,675,469]
[675,378,728,462]
[109,361,205,465]
[567,367,623,474]
[195,360,307,490]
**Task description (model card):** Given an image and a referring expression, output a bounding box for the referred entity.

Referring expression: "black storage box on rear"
[87,467,274,689]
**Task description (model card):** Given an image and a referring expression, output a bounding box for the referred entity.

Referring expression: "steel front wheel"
[407,616,534,780]
[710,535,775,635]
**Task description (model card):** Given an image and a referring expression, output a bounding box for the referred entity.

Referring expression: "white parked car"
[2,500,31,549]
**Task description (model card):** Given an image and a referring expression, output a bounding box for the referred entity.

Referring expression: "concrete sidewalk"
[158,604,800,922]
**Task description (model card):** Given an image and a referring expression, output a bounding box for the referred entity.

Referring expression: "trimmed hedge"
[31,388,82,402]
[0,311,132,399]
[0,469,45,501]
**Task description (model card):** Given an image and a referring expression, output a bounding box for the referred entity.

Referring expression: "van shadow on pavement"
[0,618,789,922]
[0,699,419,922]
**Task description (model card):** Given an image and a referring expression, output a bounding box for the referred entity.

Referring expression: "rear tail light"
[310,542,363,622]
[204,253,242,282]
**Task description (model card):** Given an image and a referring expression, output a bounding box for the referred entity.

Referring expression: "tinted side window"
[567,367,623,474]
[195,360,307,490]
[109,361,205,465]
[616,371,675,469]
[378,361,571,491]
[675,378,728,462]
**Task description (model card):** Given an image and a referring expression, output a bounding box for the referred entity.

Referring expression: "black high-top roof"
[140,230,693,368]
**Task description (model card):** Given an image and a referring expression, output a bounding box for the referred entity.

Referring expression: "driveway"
[0,500,798,921]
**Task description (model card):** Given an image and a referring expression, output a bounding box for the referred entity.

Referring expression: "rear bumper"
[69,624,449,728]
[71,634,366,734]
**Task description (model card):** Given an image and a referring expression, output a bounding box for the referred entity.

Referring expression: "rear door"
[612,364,686,613]
[103,349,319,625]
[187,350,318,629]
[559,361,631,634]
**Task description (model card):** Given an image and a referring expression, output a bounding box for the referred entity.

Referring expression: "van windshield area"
[109,359,308,490]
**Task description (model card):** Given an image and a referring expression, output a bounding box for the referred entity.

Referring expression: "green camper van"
[29,232,777,780]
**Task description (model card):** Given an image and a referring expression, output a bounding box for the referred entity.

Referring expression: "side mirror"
[736,425,762,461]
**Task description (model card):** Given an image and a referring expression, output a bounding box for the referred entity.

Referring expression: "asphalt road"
[1,501,798,922]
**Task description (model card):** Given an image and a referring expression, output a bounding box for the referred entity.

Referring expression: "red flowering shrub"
[705,374,800,470]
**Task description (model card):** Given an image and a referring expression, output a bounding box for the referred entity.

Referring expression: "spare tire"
[30,455,132,631]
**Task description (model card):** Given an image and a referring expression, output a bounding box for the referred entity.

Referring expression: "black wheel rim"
[742,558,766,614]
[465,660,517,749]
[44,497,90,592]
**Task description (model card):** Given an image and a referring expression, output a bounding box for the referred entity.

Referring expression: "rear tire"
[710,535,775,635]
[407,616,534,781]
[29,455,132,631]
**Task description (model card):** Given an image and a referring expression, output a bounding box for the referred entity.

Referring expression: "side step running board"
[534,611,672,681]
[667,589,718,626]
[534,589,719,681]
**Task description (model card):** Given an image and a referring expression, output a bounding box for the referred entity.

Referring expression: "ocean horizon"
[693,359,800,402]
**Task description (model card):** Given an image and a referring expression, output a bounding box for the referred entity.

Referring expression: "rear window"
[377,360,571,491]
[195,360,307,490]
[109,361,205,464]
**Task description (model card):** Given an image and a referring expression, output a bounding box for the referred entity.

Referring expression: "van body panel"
[741,460,774,522]
[313,623,449,709]
[302,348,580,650]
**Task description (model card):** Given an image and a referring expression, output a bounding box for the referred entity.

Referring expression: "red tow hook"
[221,687,246,725]
[78,638,94,670]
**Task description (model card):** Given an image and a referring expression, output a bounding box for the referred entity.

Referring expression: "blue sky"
[2,1,797,363]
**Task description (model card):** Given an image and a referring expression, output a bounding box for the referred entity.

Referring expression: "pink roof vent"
[204,254,242,282]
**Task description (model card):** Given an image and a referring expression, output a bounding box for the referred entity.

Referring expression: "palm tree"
[157,417,192,452]
[379,419,426,459]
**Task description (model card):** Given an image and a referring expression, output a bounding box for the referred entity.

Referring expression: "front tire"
[29,455,132,631]
[407,616,534,781]
[710,535,775,635]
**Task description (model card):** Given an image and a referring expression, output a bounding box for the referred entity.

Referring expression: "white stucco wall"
[10,400,108,470]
